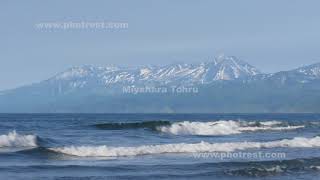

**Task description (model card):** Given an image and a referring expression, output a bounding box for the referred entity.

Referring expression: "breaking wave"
[0,131,38,148]
[93,120,304,136]
[157,120,304,136]
[49,136,320,157]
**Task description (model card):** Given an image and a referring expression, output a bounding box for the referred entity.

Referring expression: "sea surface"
[0,113,320,180]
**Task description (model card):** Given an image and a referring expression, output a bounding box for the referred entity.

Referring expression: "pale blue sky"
[1,0,320,90]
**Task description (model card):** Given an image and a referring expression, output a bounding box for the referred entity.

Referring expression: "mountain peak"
[207,55,261,80]
[216,54,238,62]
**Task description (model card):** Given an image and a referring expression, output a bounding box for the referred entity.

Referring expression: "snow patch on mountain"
[296,63,320,78]
[49,55,261,90]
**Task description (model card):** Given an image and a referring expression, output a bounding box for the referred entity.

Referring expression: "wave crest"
[0,131,38,148]
[157,120,304,136]
[49,136,320,157]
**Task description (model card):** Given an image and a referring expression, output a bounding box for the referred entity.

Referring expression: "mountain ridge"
[47,55,261,89]
[1,55,320,113]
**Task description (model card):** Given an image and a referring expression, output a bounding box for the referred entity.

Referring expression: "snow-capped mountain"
[274,63,320,83]
[49,55,261,89]
[1,55,320,113]
[250,62,320,85]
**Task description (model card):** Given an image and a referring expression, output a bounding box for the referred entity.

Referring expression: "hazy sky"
[1,0,320,90]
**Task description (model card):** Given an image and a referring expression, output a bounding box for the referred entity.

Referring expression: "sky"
[1,0,320,90]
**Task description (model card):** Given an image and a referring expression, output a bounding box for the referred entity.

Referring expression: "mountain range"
[1,55,320,113]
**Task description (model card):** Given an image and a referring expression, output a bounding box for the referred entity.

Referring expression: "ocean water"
[0,113,320,180]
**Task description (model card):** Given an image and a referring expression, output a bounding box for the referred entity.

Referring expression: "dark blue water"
[0,114,320,180]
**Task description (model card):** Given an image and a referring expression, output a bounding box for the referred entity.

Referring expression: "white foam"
[50,136,320,157]
[0,131,37,147]
[259,121,282,126]
[157,121,304,136]
[311,166,320,170]
[239,125,305,131]
[261,165,284,173]
[310,122,320,125]
[158,121,241,135]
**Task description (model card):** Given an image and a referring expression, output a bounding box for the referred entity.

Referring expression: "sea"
[0,113,320,180]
